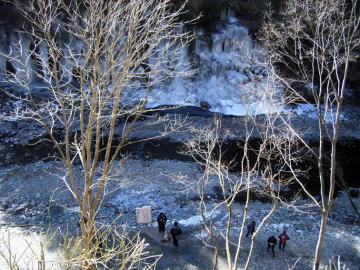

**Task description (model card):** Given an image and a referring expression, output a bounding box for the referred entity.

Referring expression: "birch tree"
[261,0,360,269]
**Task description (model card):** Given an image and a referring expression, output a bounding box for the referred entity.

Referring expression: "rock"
[0,201,8,208]
[200,101,211,110]
[49,204,63,217]
[11,203,19,208]
[14,203,29,214]
[349,189,359,198]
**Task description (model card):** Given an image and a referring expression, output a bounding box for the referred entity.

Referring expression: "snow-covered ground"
[0,158,359,269]
[1,5,359,269]
[0,226,66,270]
[292,104,349,123]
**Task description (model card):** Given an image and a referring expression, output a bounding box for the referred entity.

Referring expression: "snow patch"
[177,211,221,227]
[293,104,348,123]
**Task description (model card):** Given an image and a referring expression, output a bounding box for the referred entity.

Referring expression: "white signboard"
[136,205,152,224]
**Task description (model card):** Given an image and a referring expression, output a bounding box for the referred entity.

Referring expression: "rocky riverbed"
[1,91,360,269]
[0,158,359,269]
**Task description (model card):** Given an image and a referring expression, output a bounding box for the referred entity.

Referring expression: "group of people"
[246,221,290,258]
[267,230,290,258]
[157,212,183,247]
[157,215,290,254]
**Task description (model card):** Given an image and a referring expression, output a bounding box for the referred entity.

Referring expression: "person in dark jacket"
[267,235,277,258]
[170,221,182,247]
[278,230,290,251]
[157,212,167,233]
[246,221,256,238]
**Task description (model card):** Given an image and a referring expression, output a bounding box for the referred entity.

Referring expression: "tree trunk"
[313,211,329,270]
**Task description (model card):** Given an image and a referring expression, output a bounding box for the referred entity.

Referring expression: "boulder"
[200,101,211,110]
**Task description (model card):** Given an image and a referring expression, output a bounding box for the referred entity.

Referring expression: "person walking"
[246,221,256,238]
[157,212,167,233]
[267,235,277,258]
[278,230,290,251]
[160,230,172,243]
[170,221,182,247]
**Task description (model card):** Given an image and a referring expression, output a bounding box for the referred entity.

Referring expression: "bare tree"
[183,91,298,270]
[174,24,305,269]
[261,0,360,269]
[0,0,193,268]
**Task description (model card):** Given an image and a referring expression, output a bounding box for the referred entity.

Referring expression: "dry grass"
[0,224,161,270]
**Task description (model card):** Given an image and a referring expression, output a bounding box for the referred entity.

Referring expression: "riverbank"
[0,158,359,269]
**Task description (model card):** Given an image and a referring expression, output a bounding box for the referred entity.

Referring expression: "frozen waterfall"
[0,11,278,117]
[137,13,276,116]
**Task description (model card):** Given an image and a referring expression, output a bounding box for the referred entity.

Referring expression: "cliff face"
[0,0,283,33]
[175,0,282,31]
[0,2,18,23]
[0,0,359,110]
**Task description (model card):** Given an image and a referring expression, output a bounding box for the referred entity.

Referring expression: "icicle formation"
[0,7,276,116]
[142,8,274,116]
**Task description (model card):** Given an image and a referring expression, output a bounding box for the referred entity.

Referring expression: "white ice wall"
[0,8,276,116]
[139,10,273,116]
